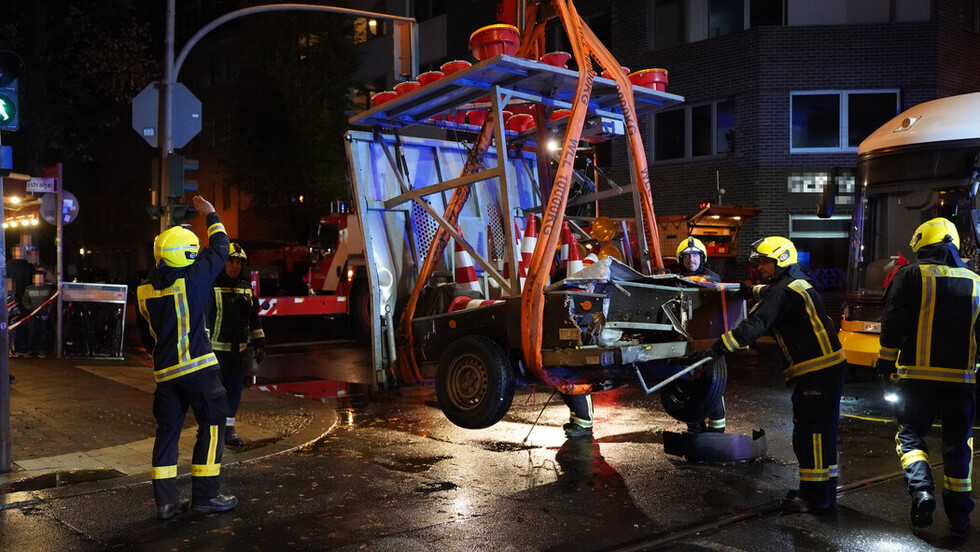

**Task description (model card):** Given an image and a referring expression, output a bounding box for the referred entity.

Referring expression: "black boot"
[192,494,237,514]
[157,499,189,520]
[225,428,244,447]
[910,490,936,528]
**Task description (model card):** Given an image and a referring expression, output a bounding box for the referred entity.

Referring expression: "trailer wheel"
[660,356,728,423]
[349,280,371,335]
[436,335,516,429]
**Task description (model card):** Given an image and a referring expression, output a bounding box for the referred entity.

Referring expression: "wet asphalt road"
[1,341,976,551]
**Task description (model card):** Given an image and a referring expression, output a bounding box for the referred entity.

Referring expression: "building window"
[653,0,685,49]
[654,108,685,160]
[654,100,735,161]
[691,105,712,156]
[847,92,898,147]
[966,0,980,33]
[709,0,745,38]
[789,214,850,294]
[414,0,448,21]
[750,0,784,26]
[353,17,385,44]
[790,90,899,152]
[716,100,735,154]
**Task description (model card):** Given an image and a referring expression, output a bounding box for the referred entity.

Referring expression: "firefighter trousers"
[562,392,594,429]
[895,380,975,523]
[687,397,726,433]
[791,364,845,508]
[151,367,228,507]
[216,350,244,429]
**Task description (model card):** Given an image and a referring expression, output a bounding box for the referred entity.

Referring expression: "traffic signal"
[0,50,24,131]
[167,153,199,198]
[170,203,198,225]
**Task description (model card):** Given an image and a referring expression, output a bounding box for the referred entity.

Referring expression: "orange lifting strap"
[397,0,664,389]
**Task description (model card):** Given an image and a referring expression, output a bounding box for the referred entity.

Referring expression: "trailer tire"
[436,335,516,429]
[660,356,728,423]
[349,280,372,335]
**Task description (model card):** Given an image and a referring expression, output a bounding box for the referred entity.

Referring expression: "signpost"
[26,177,56,194]
[0,49,24,474]
[131,83,201,149]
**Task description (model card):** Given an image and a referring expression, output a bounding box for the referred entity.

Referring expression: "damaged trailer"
[344,1,747,431]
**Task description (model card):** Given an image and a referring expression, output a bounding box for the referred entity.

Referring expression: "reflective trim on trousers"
[152,465,177,479]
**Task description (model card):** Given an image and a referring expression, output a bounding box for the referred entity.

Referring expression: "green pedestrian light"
[0,50,23,131]
[0,90,17,124]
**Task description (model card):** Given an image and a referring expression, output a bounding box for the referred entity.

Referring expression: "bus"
[837,92,980,373]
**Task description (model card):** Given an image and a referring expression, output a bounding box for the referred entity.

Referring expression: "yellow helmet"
[675,237,707,262]
[229,243,248,261]
[910,217,959,252]
[153,226,200,268]
[749,236,797,268]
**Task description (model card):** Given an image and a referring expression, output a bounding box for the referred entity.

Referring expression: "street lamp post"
[158,2,419,229]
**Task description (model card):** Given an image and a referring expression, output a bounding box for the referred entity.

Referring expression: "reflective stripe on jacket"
[137,214,229,383]
[208,274,265,354]
[717,264,844,381]
[879,247,980,384]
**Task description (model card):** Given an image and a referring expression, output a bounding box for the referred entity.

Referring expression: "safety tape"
[9,290,61,330]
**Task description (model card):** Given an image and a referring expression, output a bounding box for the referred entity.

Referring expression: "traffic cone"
[559,221,574,268]
[503,219,525,294]
[566,233,584,276]
[583,251,599,267]
[521,215,537,270]
[454,228,481,293]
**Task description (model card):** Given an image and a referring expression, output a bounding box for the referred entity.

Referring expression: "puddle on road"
[472,440,539,452]
[1,468,125,493]
[597,431,662,444]
[372,455,453,473]
[414,481,457,493]
[250,378,371,402]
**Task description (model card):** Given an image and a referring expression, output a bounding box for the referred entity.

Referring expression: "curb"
[0,395,339,510]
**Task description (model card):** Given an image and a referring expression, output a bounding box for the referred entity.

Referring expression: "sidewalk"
[0,353,337,504]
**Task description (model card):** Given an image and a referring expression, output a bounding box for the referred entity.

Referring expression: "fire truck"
[252,205,370,334]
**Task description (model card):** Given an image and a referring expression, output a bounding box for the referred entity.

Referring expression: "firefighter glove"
[737,281,756,299]
[874,358,896,382]
[254,346,266,365]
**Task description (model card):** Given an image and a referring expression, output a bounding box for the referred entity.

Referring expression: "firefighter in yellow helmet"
[675,237,721,283]
[136,196,236,519]
[675,237,725,434]
[877,217,979,535]
[703,236,845,514]
[208,243,266,447]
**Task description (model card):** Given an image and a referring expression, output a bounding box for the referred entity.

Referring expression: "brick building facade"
[559,0,980,288]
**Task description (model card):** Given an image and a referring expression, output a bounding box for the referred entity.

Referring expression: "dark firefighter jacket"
[137,214,229,383]
[714,264,845,381]
[681,266,721,283]
[878,243,980,384]
[208,271,265,354]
